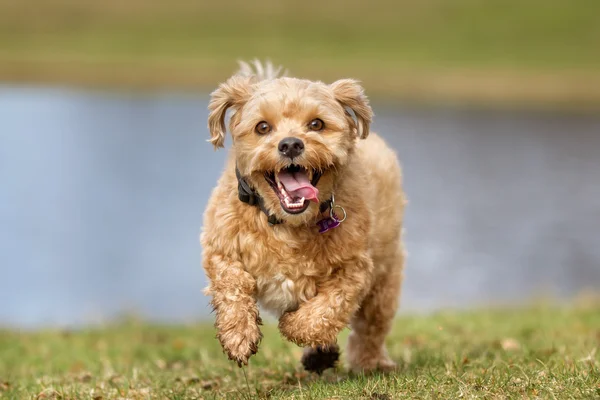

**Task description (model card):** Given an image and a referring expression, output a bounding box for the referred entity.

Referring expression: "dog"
[201,60,406,373]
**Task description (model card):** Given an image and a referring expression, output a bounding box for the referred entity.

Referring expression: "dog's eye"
[255,121,272,135]
[308,118,325,131]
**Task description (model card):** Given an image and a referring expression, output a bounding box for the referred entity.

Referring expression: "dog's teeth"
[282,194,308,210]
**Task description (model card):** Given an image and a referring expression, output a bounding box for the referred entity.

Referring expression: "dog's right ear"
[208,75,255,149]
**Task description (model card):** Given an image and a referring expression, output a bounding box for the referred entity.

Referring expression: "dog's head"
[208,61,373,226]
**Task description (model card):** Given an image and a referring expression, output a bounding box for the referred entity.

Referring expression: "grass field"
[1,0,600,109]
[1,304,599,399]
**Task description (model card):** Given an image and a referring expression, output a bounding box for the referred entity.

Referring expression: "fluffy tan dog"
[201,60,406,373]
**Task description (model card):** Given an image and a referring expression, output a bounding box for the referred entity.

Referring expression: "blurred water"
[1,85,599,328]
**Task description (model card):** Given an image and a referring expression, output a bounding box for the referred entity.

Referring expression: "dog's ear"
[208,75,255,149]
[330,79,373,139]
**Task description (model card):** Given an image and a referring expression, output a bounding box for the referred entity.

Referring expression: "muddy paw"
[301,344,340,374]
[218,326,263,367]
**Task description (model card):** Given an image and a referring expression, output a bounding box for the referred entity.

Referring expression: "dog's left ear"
[208,75,255,149]
[330,79,373,139]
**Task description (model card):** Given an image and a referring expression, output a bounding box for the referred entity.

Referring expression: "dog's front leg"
[204,253,262,366]
[278,255,373,348]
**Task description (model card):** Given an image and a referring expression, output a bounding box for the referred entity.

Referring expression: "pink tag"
[317,216,341,233]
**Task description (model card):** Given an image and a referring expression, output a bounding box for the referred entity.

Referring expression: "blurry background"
[1,0,599,328]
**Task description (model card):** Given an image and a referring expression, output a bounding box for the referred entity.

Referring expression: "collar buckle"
[236,167,282,225]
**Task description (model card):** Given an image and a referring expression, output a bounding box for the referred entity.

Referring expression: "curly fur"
[201,61,406,373]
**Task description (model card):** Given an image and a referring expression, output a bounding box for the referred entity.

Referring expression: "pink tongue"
[277,170,319,203]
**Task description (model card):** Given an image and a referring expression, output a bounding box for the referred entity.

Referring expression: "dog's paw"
[301,344,340,374]
[349,357,398,375]
[278,311,338,348]
[218,324,263,367]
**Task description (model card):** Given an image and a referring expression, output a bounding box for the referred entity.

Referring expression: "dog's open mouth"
[265,165,322,214]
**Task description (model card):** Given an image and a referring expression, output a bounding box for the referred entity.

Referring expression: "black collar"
[235,167,331,226]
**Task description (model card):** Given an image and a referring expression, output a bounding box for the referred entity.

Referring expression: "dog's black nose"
[278,137,305,159]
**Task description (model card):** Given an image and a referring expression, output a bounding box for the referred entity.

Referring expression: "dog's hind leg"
[346,250,404,373]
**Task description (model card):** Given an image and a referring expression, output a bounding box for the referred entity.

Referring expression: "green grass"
[1,304,599,399]
[0,0,599,108]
